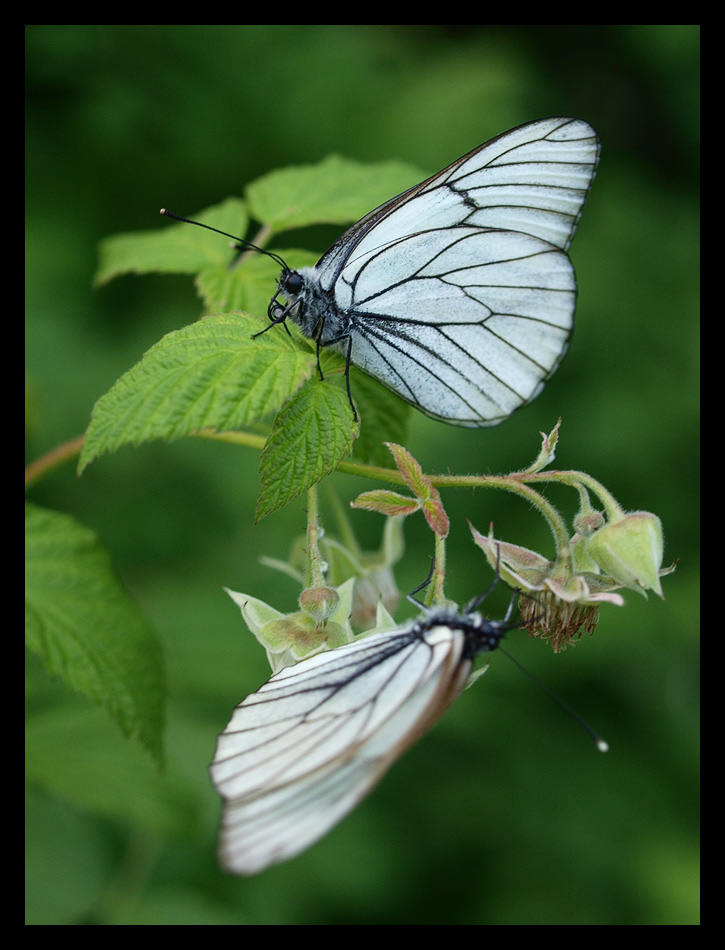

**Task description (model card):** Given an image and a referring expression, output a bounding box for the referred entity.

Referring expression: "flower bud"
[224,586,352,672]
[259,614,349,669]
[587,512,665,597]
[299,585,340,623]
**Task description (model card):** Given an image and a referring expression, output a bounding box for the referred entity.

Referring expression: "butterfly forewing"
[443,116,601,250]
[330,117,598,275]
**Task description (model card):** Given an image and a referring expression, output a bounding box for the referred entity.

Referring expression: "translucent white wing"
[291,117,599,426]
[211,620,472,875]
[341,228,575,425]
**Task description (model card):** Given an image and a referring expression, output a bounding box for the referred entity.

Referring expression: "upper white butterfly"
[269,117,600,427]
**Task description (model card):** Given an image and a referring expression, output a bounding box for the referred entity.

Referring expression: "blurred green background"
[26,25,699,925]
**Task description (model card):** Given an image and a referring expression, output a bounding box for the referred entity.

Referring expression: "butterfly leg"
[341,334,357,422]
[316,328,357,422]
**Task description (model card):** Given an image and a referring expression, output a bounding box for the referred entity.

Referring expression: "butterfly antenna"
[407,556,437,609]
[408,547,513,619]
[500,646,609,752]
[465,544,515,618]
[159,209,288,270]
[466,557,502,613]
[341,335,358,422]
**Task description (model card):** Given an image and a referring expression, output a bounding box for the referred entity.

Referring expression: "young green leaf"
[256,380,359,520]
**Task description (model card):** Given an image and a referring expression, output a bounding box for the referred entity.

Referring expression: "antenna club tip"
[596,739,609,753]
[159,208,167,215]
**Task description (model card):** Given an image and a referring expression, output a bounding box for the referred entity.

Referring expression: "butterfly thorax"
[414,609,510,660]
[277,266,351,345]
[458,613,510,659]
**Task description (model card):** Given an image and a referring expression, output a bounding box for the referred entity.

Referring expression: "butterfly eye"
[283,271,304,295]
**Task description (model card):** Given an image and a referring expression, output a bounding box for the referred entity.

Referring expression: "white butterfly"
[210,601,516,875]
[266,116,600,426]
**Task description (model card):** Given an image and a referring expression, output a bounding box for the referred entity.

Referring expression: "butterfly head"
[158,209,300,333]
[267,269,304,322]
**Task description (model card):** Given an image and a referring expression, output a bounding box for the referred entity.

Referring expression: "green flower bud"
[299,586,340,623]
[587,512,665,597]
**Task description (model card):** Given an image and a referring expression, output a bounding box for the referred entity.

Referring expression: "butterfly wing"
[211,622,470,875]
[314,117,600,426]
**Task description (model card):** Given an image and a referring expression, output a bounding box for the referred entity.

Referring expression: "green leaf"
[94,198,249,286]
[245,155,423,233]
[25,503,165,763]
[79,312,316,472]
[256,379,359,520]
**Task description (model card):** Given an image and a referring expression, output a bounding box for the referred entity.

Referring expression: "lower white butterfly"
[266,116,600,426]
[210,598,518,875]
